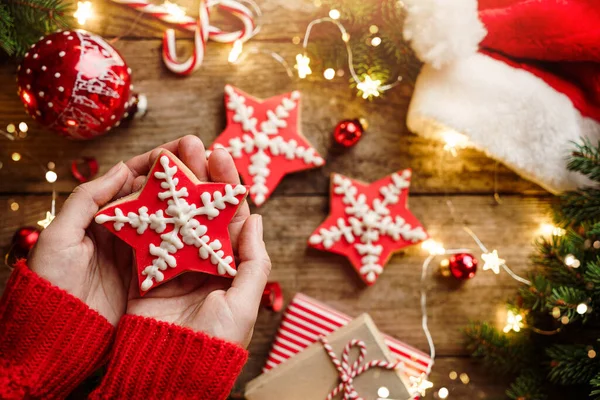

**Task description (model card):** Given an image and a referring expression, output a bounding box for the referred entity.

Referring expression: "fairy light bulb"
[540,223,566,237]
[422,239,445,255]
[438,387,449,399]
[370,37,382,46]
[577,303,588,315]
[323,68,335,80]
[45,170,58,183]
[377,386,390,398]
[228,39,243,63]
[295,54,312,79]
[18,122,28,132]
[74,1,93,25]
[503,310,524,333]
[11,152,21,162]
[442,130,468,156]
[6,123,15,133]
[329,9,341,19]
[356,75,382,99]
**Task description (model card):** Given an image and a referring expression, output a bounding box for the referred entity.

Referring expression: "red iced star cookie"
[95,151,248,294]
[210,85,325,206]
[308,170,428,285]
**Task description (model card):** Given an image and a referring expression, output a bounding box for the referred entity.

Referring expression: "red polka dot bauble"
[17,30,146,140]
[441,253,478,281]
[333,119,365,147]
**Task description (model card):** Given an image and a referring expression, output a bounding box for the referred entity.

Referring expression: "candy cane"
[110,0,260,75]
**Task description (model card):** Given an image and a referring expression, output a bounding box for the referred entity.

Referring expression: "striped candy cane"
[111,0,260,75]
[319,336,404,400]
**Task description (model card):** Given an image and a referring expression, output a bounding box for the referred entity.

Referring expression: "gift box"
[246,314,411,400]
[263,293,432,379]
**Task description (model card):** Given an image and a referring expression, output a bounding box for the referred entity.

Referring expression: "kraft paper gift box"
[245,314,412,400]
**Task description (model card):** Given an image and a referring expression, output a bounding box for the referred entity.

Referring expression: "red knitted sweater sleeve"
[90,315,248,399]
[0,260,115,399]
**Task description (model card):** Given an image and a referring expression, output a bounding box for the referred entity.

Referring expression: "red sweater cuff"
[92,314,248,400]
[0,260,114,399]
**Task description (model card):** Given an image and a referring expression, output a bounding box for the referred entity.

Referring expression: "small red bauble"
[261,282,284,312]
[17,30,145,140]
[12,226,40,252]
[441,253,478,280]
[333,119,365,147]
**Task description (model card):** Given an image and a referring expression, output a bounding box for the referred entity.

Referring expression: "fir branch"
[546,344,600,385]
[506,371,547,400]
[558,188,600,226]
[519,275,552,312]
[568,139,600,182]
[547,286,589,323]
[464,322,531,374]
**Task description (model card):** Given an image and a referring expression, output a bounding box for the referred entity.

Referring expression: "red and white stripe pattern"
[111,0,258,75]
[320,336,403,400]
[264,294,432,381]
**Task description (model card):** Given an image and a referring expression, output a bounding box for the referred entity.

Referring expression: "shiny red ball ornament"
[17,30,146,140]
[333,119,365,147]
[12,226,40,252]
[443,253,478,280]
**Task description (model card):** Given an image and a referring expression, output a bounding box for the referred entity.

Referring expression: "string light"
[10,201,19,211]
[481,250,505,274]
[370,36,382,46]
[294,53,312,78]
[503,310,524,333]
[323,68,335,80]
[356,75,382,99]
[438,387,449,399]
[552,307,561,318]
[561,315,570,325]
[74,1,93,25]
[449,371,458,380]
[589,349,597,359]
[228,39,244,63]
[409,373,434,397]
[577,303,589,315]
[45,170,58,183]
[422,239,445,255]
[377,386,390,398]
[369,25,379,34]
[6,124,15,133]
[37,211,55,229]
[564,254,580,268]
[539,223,566,237]
[442,130,469,157]
[299,17,401,98]
[11,152,21,161]
[18,122,28,132]
[459,373,470,384]
[594,240,600,249]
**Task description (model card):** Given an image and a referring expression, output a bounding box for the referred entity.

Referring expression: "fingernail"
[256,214,263,238]
[106,161,123,177]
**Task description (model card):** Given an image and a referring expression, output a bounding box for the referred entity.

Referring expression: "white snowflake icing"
[214,85,324,206]
[309,171,427,283]
[95,155,246,291]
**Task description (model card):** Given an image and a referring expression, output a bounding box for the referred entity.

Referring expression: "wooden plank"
[0,39,541,195]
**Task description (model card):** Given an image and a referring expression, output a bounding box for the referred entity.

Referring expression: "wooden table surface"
[0,1,553,398]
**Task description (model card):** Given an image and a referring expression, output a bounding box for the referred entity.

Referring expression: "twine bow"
[319,336,403,400]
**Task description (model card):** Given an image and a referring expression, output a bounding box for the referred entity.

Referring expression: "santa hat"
[402,0,600,193]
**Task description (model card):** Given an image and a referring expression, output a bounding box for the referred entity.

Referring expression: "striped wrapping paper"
[263,293,432,379]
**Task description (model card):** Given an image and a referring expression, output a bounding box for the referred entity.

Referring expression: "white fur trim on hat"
[403,0,486,69]
[406,53,600,193]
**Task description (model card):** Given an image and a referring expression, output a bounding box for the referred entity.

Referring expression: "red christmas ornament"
[261,282,283,312]
[442,253,478,281]
[17,30,146,140]
[333,119,365,147]
[12,226,40,252]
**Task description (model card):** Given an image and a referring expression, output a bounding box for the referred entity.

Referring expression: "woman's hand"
[126,136,271,347]
[28,137,201,326]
